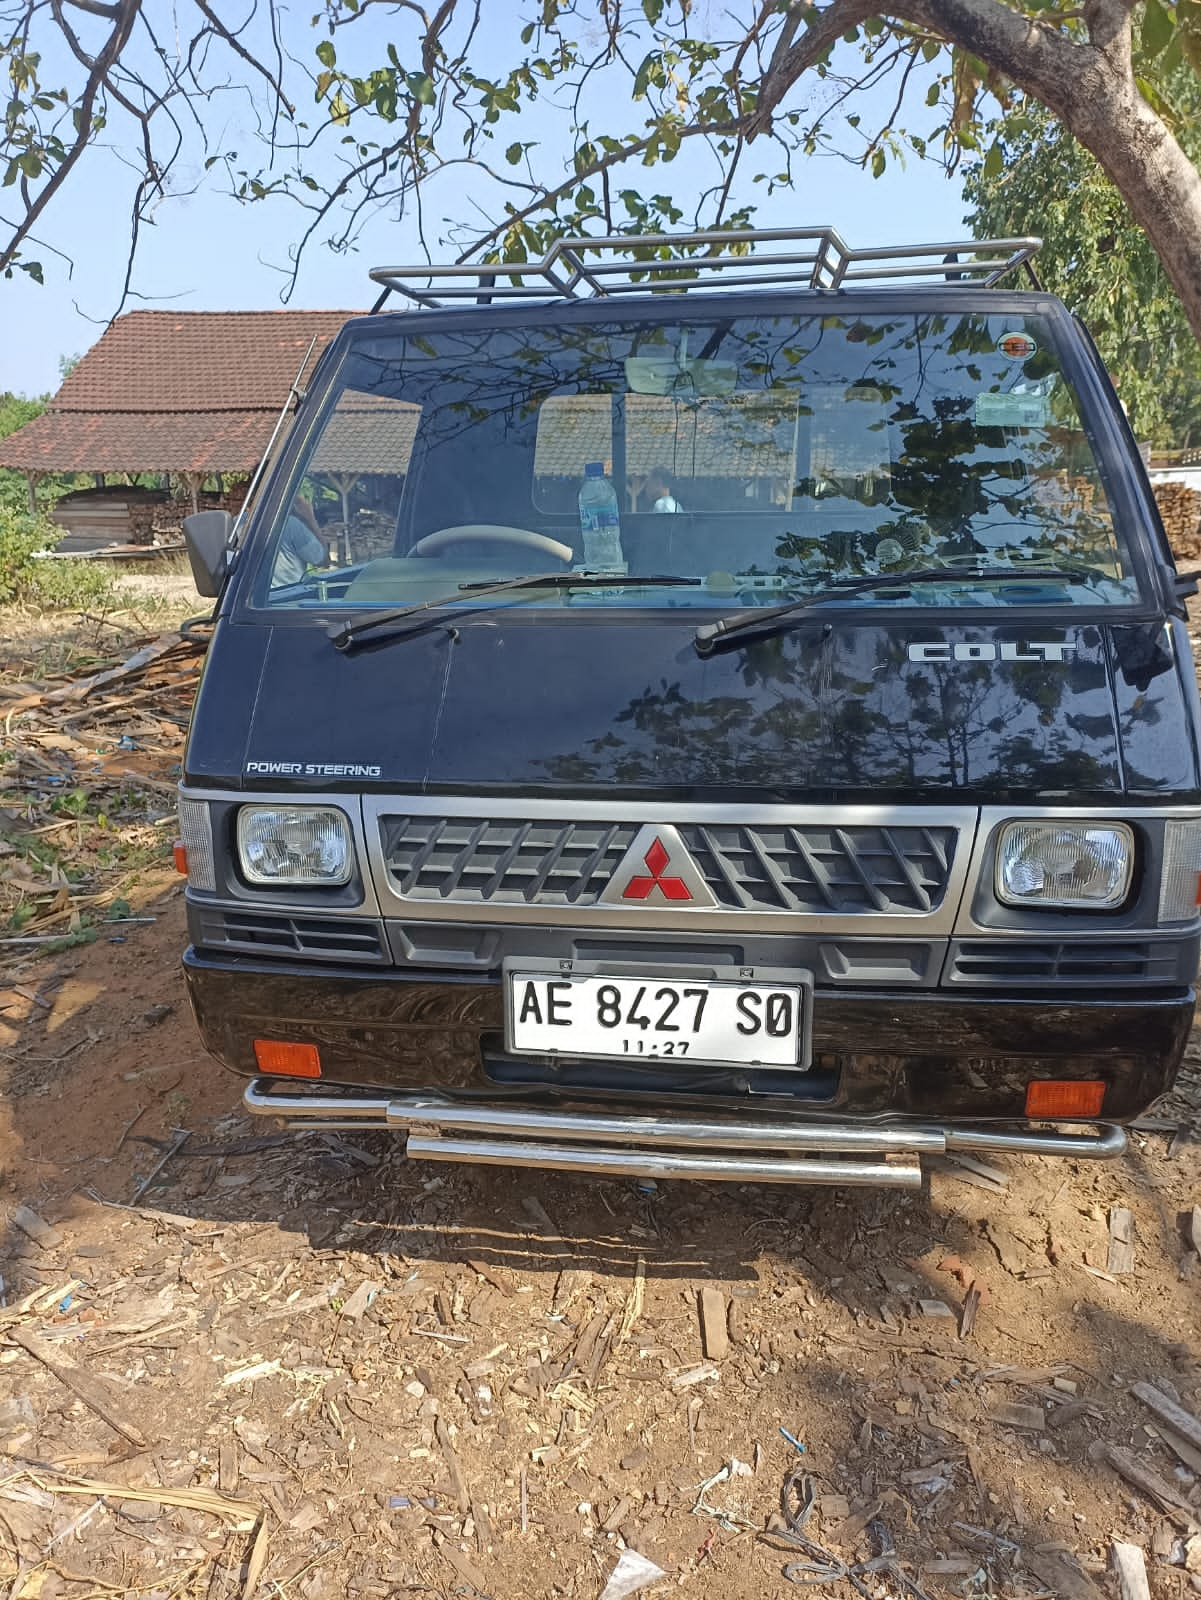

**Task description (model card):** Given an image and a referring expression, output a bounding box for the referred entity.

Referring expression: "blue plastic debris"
[779,1427,805,1454]
[387,1496,413,1510]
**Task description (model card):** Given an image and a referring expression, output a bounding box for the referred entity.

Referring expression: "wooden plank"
[990,1402,1046,1431]
[1103,1444,1201,1532]
[1023,1549,1104,1600]
[11,1205,63,1251]
[1111,1542,1152,1600]
[1131,1380,1201,1455]
[434,1414,471,1514]
[698,1288,729,1361]
[10,1328,151,1449]
[1107,1207,1135,1275]
[44,633,184,704]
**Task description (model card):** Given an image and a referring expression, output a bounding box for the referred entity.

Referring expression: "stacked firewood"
[1153,481,1201,562]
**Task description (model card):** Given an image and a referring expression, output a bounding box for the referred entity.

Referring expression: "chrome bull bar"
[242,1080,1126,1187]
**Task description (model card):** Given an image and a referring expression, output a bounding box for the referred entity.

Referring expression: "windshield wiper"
[329,573,701,652]
[694,566,1105,656]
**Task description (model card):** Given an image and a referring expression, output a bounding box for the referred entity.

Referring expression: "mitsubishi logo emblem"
[622,837,692,901]
[599,824,716,909]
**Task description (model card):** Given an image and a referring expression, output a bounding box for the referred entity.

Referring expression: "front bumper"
[184,944,1190,1128]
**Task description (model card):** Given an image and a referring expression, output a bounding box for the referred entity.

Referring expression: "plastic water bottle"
[577,462,625,572]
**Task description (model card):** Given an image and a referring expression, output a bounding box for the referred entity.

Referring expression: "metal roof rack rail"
[368,227,1042,310]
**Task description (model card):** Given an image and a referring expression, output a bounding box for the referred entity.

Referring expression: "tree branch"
[454,116,742,263]
[193,0,294,116]
[1,0,140,276]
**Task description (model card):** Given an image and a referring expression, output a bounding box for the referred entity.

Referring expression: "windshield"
[251,308,1140,613]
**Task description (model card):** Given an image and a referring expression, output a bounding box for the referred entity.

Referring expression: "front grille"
[196,908,387,964]
[380,818,641,906]
[379,815,957,916]
[947,939,1176,986]
[680,825,956,915]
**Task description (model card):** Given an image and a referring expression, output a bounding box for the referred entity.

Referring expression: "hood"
[184,612,1201,803]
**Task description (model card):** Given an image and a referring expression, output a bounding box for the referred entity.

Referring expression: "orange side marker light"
[1025,1079,1105,1119]
[253,1039,322,1079]
[173,842,188,875]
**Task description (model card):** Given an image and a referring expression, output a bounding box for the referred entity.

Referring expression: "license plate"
[506,972,808,1069]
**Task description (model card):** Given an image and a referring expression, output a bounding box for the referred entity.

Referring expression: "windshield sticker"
[975,391,1048,429]
[997,330,1038,359]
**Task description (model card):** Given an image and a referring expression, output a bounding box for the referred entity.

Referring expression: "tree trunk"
[886,0,1201,344]
[1068,85,1201,344]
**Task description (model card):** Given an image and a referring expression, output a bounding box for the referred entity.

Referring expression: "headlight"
[237,806,354,886]
[995,821,1133,910]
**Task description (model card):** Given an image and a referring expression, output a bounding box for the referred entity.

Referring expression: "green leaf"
[1135,73,1174,117]
[505,141,524,164]
[982,140,1003,178]
[406,71,436,105]
[1141,0,1174,59]
[642,0,664,20]
[315,71,334,99]
[632,51,658,99]
[870,147,886,178]
[315,39,336,69]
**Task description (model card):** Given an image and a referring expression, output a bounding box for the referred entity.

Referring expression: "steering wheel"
[411,524,573,564]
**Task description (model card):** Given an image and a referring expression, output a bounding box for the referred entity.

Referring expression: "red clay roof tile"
[0,309,359,475]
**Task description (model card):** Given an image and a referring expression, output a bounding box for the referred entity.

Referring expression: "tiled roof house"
[0,309,357,486]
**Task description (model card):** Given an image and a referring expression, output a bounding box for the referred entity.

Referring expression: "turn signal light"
[173,842,188,875]
[253,1039,321,1078]
[1025,1079,1105,1118]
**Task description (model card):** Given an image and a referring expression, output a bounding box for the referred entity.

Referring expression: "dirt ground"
[2,598,1201,1600]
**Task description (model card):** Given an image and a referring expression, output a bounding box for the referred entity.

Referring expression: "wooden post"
[25,471,43,514]
[327,471,359,565]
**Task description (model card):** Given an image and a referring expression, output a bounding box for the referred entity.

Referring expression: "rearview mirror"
[183,510,233,598]
[624,355,738,396]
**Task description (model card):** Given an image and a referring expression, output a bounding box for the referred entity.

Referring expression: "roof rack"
[368,227,1042,310]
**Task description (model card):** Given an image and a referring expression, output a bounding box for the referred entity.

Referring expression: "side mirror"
[183,510,233,598]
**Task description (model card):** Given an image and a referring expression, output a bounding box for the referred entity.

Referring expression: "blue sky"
[1,5,972,397]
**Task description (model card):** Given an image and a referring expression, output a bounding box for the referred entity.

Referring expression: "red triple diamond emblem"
[622,837,693,902]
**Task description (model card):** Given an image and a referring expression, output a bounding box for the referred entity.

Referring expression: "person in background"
[271,490,330,587]
[643,466,683,513]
